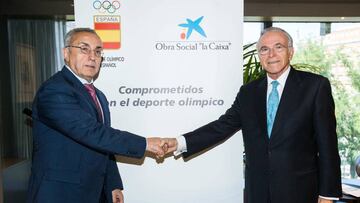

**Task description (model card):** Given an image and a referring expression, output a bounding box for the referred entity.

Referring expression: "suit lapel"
[270,67,302,141]
[95,89,110,126]
[60,67,103,122]
[254,77,268,140]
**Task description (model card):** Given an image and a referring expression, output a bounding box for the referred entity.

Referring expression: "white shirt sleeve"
[173,136,187,156]
[318,195,339,201]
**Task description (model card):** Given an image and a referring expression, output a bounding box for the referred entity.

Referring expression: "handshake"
[145,137,179,158]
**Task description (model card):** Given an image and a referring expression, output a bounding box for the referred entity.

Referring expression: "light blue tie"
[267,80,279,137]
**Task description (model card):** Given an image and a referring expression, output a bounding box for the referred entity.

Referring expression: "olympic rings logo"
[93,0,121,14]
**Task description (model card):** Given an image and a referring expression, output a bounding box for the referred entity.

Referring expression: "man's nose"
[268,48,276,57]
[88,50,97,60]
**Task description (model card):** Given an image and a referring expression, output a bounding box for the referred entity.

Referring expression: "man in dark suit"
[163,27,342,203]
[27,28,165,203]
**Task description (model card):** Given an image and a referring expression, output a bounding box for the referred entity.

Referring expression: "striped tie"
[84,83,103,122]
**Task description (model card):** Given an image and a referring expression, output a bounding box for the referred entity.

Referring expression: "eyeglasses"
[258,44,291,55]
[66,45,103,58]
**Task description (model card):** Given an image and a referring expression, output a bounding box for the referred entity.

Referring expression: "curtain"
[6,19,66,159]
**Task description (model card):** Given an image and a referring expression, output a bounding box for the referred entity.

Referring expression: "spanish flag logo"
[94,15,121,49]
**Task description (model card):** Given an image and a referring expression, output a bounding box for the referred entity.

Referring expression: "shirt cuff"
[173,136,187,156]
[319,195,339,200]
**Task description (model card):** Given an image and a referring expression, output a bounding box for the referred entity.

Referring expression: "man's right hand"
[145,137,178,158]
[146,137,166,158]
[161,138,178,155]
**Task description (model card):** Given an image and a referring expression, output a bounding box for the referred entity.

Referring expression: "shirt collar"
[266,66,291,87]
[65,65,93,84]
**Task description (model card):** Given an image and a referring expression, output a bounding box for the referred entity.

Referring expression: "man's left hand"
[112,189,124,203]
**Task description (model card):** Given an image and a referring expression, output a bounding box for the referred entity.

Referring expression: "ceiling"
[246,0,360,2]
[1,0,360,20]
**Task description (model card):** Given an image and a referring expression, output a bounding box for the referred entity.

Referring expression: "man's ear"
[289,47,294,60]
[63,48,69,63]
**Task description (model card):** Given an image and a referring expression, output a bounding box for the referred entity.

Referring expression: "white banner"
[75,0,244,202]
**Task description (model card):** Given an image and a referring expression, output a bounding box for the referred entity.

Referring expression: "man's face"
[258,31,294,80]
[63,32,103,82]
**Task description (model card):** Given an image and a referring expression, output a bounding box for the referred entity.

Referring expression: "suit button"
[268,150,271,156]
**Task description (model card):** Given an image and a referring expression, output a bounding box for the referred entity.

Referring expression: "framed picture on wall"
[15,43,36,103]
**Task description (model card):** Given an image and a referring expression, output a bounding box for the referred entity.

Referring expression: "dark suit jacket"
[27,67,146,203]
[183,68,341,203]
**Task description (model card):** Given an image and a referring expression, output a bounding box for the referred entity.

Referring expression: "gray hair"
[256,27,293,50]
[64,27,99,47]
